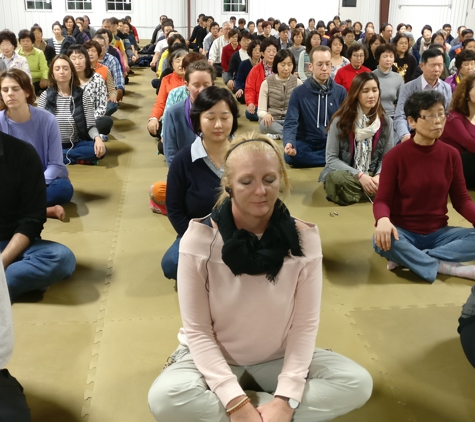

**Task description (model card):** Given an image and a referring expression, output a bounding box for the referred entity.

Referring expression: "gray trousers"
[148,345,373,422]
[259,119,285,137]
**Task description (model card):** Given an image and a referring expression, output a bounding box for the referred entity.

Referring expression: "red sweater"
[245,62,268,106]
[440,111,475,154]
[334,64,371,92]
[373,138,475,234]
[221,43,240,72]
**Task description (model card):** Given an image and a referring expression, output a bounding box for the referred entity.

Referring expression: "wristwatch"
[288,398,300,409]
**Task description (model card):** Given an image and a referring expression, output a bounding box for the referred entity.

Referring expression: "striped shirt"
[38,90,99,145]
[53,39,62,55]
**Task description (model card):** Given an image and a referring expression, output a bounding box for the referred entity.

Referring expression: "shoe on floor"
[266,133,280,140]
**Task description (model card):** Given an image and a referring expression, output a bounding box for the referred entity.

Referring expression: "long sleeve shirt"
[100,53,125,91]
[0,106,68,184]
[149,72,185,120]
[0,131,46,242]
[208,35,230,64]
[177,217,322,406]
[82,73,108,118]
[372,67,403,117]
[440,111,475,154]
[373,138,475,234]
[166,144,221,235]
[0,52,31,80]
[17,47,48,83]
[334,64,371,92]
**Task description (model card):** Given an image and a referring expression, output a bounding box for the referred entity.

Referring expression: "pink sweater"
[177,217,322,406]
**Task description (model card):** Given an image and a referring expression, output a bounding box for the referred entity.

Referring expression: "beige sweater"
[177,217,322,406]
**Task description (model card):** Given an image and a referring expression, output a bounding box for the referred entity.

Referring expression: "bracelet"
[357,172,364,180]
[226,396,250,416]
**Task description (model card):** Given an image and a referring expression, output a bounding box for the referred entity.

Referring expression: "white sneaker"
[266,133,280,140]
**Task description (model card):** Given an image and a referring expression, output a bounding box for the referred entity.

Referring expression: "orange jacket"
[149,72,186,120]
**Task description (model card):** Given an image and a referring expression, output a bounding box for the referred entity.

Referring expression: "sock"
[438,261,475,279]
[387,261,400,271]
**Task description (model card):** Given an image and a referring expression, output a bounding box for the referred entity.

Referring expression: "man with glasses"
[283,46,346,167]
[394,49,452,143]
[373,90,475,283]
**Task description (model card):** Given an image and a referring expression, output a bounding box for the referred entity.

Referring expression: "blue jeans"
[105,101,119,116]
[0,239,76,300]
[46,178,74,206]
[63,140,107,164]
[161,237,181,280]
[284,141,326,168]
[245,108,259,122]
[372,225,475,282]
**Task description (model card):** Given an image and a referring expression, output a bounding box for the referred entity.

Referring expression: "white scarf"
[354,104,381,173]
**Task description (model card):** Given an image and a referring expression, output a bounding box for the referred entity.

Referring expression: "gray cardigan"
[319,115,394,183]
[372,68,404,117]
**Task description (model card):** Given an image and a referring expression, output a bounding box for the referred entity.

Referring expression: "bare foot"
[47,205,65,221]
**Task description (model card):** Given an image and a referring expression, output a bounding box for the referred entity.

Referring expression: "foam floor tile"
[84,318,181,422]
[12,231,114,325]
[102,227,179,321]
[348,305,475,422]
[7,322,97,422]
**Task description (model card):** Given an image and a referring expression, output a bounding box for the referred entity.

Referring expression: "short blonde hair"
[215,132,290,207]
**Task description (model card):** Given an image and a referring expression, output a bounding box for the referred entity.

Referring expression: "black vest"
[43,87,90,141]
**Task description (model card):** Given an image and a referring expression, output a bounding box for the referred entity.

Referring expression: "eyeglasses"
[314,61,332,69]
[418,113,447,122]
[352,54,365,59]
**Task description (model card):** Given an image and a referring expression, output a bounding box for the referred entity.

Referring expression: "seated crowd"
[1,11,475,422]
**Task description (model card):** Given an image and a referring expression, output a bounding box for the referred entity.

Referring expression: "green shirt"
[17,47,48,83]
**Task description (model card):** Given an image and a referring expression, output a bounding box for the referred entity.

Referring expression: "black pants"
[0,369,31,422]
[461,151,475,190]
[213,63,223,77]
[459,317,475,369]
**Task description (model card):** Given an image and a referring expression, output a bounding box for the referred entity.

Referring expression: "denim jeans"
[63,140,107,164]
[161,237,181,280]
[373,225,475,282]
[46,178,74,206]
[0,239,76,300]
[105,101,119,116]
[245,107,259,122]
[284,141,326,168]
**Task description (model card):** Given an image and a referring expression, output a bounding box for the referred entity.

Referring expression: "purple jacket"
[445,73,459,93]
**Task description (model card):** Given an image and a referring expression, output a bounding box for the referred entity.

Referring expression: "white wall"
[339,1,380,31]
[388,0,469,37]
[0,0,473,41]
[0,0,188,39]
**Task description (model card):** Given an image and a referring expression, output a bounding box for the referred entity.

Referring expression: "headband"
[224,138,275,161]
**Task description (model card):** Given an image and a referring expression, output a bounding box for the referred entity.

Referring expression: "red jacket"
[221,44,240,72]
[334,64,371,92]
[245,62,270,106]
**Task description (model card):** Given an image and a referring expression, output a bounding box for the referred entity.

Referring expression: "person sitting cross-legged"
[0,130,76,301]
[283,45,346,168]
[373,90,475,283]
